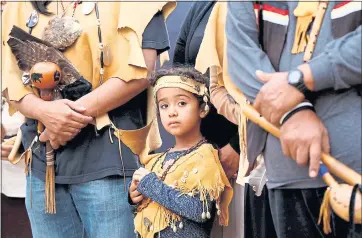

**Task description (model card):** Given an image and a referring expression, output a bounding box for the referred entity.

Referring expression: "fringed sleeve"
[195,2,250,181]
[1,2,35,115]
[110,1,177,157]
[191,144,233,226]
[117,1,176,82]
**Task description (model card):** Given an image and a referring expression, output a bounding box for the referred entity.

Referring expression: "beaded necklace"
[150,138,207,181]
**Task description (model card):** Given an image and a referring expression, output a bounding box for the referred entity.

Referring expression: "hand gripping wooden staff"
[29,62,61,214]
[241,104,361,233]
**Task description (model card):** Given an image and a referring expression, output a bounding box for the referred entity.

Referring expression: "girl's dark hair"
[31,1,53,16]
[150,66,209,106]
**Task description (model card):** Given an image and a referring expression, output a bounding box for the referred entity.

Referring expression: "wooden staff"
[30,62,61,214]
[241,104,361,234]
[242,104,361,186]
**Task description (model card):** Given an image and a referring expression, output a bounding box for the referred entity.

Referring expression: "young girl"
[128,67,233,238]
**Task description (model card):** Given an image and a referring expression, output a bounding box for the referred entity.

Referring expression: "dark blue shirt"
[22,12,170,184]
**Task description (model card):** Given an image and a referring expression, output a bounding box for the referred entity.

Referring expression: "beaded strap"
[95,3,105,85]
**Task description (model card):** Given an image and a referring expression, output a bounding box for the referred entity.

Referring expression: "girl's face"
[157,87,207,137]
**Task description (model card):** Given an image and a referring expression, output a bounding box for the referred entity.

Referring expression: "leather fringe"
[45,142,56,214]
[318,187,332,234]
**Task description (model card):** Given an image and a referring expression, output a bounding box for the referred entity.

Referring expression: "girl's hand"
[133,167,151,182]
[129,179,144,204]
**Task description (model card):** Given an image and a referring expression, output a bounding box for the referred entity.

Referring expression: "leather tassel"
[292,16,311,54]
[45,141,56,214]
[292,2,319,54]
[318,187,332,234]
[23,149,32,176]
[116,129,127,191]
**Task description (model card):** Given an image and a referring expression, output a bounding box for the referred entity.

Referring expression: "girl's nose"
[168,105,178,117]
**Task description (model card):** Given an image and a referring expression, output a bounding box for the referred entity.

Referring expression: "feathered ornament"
[6,25,92,214]
[7,25,91,100]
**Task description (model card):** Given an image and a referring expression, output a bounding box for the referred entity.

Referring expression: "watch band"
[295,81,309,94]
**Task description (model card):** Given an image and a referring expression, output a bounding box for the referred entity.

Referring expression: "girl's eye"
[159,104,168,109]
[178,101,187,107]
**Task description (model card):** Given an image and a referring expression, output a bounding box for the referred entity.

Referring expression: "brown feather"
[7,26,81,87]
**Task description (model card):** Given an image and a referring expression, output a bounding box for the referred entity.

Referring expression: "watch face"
[289,70,302,84]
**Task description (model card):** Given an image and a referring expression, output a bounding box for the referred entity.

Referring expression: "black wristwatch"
[287,69,308,94]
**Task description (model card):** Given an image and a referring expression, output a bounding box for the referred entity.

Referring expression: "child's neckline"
[168,148,187,153]
[168,141,207,153]
[166,149,187,155]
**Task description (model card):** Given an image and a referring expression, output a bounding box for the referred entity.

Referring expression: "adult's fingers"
[309,141,322,178]
[49,139,61,150]
[39,131,49,142]
[295,146,309,167]
[255,70,273,83]
[61,125,81,135]
[253,93,262,112]
[69,110,94,125]
[321,129,331,154]
[65,120,88,130]
[289,141,299,161]
[63,100,86,113]
[40,130,73,143]
[280,139,292,159]
[58,138,68,146]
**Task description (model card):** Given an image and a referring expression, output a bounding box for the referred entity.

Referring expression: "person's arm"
[226,2,276,103]
[76,10,170,117]
[225,2,329,179]
[1,2,98,147]
[209,77,242,177]
[301,26,362,91]
[209,73,241,125]
[137,172,214,223]
[252,26,362,125]
[42,11,169,147]
[75,49,155,117]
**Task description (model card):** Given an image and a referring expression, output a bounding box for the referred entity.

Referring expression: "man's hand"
[1,143,13,160]
[38,99,93,149]
[129,179,144,204]
[254,70,305,125]
[280,110,330,178]
[219,143,240,179]
[133,167,151,182]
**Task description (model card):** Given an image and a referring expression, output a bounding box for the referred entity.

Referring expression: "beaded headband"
[153,75,210,112]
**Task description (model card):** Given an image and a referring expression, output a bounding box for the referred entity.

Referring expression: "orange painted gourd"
[30,62,61,89]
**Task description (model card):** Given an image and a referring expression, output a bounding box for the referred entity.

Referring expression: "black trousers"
[1,194,32,238]
[244,184,277,238]
[268,187,361,238]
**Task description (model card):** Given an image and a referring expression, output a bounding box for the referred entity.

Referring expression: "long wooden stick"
[242,104,361,186]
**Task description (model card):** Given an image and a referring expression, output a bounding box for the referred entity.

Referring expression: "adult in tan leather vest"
[2,1,175,237]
